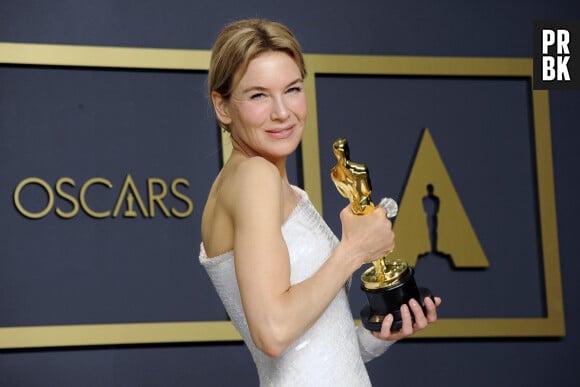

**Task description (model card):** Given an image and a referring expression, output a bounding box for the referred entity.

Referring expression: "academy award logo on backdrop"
[394,128,489,269]
[13,174,193,219]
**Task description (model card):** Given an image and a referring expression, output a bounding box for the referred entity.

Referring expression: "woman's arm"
[228,157,394,357]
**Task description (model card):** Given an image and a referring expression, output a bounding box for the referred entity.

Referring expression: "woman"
[199,18,441,386]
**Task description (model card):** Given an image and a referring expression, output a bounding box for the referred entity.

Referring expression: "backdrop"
[1,1,579,386]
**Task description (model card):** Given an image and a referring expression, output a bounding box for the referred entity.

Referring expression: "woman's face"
[215,51,307,162]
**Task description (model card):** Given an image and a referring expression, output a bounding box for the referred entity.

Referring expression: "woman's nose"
[271,96,290,120]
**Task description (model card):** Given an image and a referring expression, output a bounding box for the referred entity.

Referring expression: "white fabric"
[199,186,393,386]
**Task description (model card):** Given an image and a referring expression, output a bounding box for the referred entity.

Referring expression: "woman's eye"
[287,86,303,94]
[250,92,266,100]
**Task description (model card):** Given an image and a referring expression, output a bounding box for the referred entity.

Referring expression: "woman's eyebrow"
[241,78,303,94]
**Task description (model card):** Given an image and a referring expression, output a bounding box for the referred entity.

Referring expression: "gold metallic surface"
[0,43,565,347]
[0,322,241,349]
[361,258,409,290]
[331,137,408,289]
[330,138,374,215]
[0,42,211,69]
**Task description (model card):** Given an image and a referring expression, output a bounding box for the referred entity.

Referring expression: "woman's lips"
[266,125,294,139]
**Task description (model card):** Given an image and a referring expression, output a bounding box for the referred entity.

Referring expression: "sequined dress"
[199,186,393,386]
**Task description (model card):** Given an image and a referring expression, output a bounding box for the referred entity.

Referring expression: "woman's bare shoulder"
[237,156,279,178]
[202,156,279,256]
[223,156,284,220]
[223,156,281,195]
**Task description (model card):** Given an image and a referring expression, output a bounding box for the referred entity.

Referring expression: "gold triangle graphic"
[393,128,489,268]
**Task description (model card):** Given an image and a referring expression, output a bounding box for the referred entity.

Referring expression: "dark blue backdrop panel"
[0,0,569,58]
[315,75,543,319]
[0,65,227,326]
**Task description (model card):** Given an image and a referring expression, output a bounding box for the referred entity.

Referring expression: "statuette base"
[360,267,433,332]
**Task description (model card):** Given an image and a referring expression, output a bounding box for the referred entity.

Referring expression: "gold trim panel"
[0,42,211,70]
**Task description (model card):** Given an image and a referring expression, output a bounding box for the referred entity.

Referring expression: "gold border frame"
[301,54,565,339]
[0,43,564,348]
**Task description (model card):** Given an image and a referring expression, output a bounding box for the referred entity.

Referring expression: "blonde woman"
[199,18,441,386]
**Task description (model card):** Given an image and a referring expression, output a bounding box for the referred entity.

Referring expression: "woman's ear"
[211,91,232,126]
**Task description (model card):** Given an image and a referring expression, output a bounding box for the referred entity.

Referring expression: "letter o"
[14,177,54,219]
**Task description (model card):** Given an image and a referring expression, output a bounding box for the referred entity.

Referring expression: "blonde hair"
[208,19,307,132]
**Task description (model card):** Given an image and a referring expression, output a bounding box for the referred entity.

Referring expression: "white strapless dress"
[199,186,393,386]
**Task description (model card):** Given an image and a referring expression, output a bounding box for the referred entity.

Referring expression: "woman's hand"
[372,296,442,341]
[339,205,395,270]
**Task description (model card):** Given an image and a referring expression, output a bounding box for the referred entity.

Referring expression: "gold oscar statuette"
[331,137,434,331]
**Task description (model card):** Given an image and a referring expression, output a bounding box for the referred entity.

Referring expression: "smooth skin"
[202,51,441,357]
